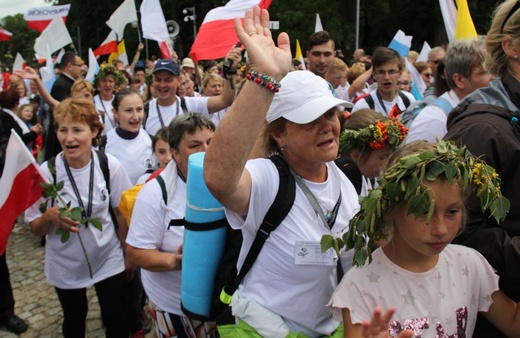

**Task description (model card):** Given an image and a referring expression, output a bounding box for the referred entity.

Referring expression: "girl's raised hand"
[362,307,413,338]
[234,6,291,81]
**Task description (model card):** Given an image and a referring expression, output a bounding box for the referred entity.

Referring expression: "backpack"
[398,97,453,128]
[180,154,296,322]
[48,150,119,229]
[364,91,411,111]
[142,97,188,131]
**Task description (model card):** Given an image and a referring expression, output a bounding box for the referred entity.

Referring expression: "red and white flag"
[0,28,12,42]
[0,131,47,255]
[106,0,138,40]
[24,4,71,33]
[140,0,172,59]
[189,0,272,62]
[94,31,119,57]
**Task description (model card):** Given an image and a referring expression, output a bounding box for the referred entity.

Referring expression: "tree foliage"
[0,0,500,69]
[0,14,39,67]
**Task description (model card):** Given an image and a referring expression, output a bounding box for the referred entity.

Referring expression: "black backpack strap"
[225,154,296,296]
[335,157,363,195]
[94,150,119,229]
[143,101,150,129]
[180,97,188,113]
[155,175,168,205]
[48,156,57,207]
[365,93,375,110]
[98,134,107,152]
[398,91,411,108]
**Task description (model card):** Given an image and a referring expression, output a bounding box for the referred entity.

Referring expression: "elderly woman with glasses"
[443,1,520,337]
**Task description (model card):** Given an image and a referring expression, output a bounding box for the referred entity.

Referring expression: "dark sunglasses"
[501,0,520,33]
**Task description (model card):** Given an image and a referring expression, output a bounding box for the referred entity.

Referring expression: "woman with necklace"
[102,88,155,184]
[25,97,132,338]
[204,7,359,337]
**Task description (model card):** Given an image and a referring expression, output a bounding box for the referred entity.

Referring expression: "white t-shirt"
[209,107,227,128]
[25,152,132,289]
[94,94,116,135]
[104,128,154,184]
[329,245,499,337]
[406,90,459,144]
[126,169,186,315]
[144,96,209,136]
[225,159,360,337]
[352,90,416,116]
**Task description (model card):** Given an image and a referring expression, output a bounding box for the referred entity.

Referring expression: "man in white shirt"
[351,47,415,116]
[144,48,240,136]
[406,38,493,143]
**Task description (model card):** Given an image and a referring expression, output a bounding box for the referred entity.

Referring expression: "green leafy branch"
[39,161,103,278]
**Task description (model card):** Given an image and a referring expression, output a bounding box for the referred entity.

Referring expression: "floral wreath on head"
[93,64,126,90]
[322,139,510,267]
[339,118,408,155]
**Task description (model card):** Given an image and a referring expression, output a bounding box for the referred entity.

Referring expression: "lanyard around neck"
[156,98,180,128]
[289,168,342,230]
[99,96,115,127]
[63,152,95,225]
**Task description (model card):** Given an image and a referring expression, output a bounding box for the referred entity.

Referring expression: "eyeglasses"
[423,73,432,78]
[397,81,412,86]
[428,59,441,65]
[501,0,520,33]
[72,63,84,67]
[374,69,399,76]
[310,51,334,57]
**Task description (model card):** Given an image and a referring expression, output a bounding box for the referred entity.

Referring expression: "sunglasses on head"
[501,0,520,33]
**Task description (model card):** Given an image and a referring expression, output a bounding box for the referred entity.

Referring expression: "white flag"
[417,42,431,63]
[13,53,26,71]
[39,45,56,93]
[85,48,100,84]
[315,14,323,32]
[106,0,138,40]
[140,0,169,42]
[34,15,72,57]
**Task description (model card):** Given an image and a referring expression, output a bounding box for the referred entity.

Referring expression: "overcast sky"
[1,0,49,20]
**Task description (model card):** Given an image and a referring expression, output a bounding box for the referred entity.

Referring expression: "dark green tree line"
[0,0,500,68]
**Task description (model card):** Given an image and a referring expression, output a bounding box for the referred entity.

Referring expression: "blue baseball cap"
[153,59,180,76]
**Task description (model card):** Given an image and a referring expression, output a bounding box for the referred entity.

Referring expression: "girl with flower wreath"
[326,139,520,338]
[335,109,408,196]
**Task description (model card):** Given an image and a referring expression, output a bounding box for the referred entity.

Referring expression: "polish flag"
[24,4,71,33]
[0,131,47,255]
[0,28,13,42]
[189,0,272,62]
[94,31,118,57]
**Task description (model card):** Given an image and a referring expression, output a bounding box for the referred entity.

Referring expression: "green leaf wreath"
[322,139,510,267]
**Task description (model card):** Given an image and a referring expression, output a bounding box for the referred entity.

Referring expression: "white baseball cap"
[266,71,353,124]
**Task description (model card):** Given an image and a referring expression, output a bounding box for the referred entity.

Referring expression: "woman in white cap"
[204,6,359,338]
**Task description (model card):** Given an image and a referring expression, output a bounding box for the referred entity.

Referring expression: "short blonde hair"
[71,80,94,97]
[485,0,520,77]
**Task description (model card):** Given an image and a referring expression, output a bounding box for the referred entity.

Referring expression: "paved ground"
[0,221,153,338]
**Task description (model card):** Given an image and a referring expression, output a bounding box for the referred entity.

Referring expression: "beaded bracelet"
[246,70,281,92]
